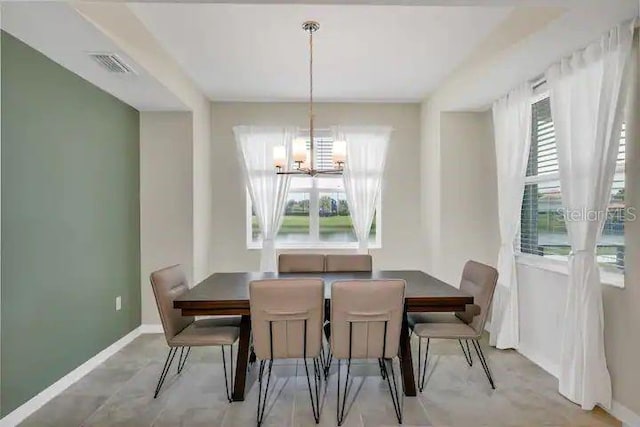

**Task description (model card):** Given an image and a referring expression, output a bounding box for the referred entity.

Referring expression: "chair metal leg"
[303,357,321,423]
[177,346,192,373]
[336,322,354,426]
[302,318,322,424]
[154,347,178,398]
[257,321,278,426]
[256,359,274,427]
[323,321,332,378]
[221,344,235,402]
[320,340,333,380]
[249,340,257,367]
[471,339,495,389]
[378,358,386,379]
[336,358,353,426]
[324,350,333,380]
[319,344,327,374]
[418,338,430,392]
[380,358,403,424]
[458,339,473,367]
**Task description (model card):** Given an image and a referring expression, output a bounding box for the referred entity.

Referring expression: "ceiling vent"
[89,53,136,74]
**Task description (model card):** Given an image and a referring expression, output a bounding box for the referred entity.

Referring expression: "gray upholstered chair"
[322,254,373,373]
[150,265,240,400]
[408,260,498,391]
[330,280,406,425]
[324,254,372,272]
[250,278,325,426]
[278,254,325,273]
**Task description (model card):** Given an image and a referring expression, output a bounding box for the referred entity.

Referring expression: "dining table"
[173,270,473,401]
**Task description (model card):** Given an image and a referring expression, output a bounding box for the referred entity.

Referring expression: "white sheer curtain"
[234,126,296,272]
[332,126,391,252]
[490,83,532,350]
[546,20,635,410]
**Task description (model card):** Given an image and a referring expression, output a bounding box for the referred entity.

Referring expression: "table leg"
[232,315,251,401]
[399,310,417,396]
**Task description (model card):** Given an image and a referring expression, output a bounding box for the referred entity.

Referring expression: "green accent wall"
[1,32,141,415]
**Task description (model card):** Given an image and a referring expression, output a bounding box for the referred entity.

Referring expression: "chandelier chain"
[308,24,315,171]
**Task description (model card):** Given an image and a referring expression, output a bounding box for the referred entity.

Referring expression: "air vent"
[89,53,136,74]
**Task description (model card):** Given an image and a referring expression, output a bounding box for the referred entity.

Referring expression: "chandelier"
[273,21,346,176]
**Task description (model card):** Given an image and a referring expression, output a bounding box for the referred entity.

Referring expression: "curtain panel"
[490,83,533,350]
[234,126,297,272]
[332,126,391,252]
[546,19,635,410]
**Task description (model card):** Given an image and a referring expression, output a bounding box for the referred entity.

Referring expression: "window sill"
[248,242,382,251]
[515,253,624,288]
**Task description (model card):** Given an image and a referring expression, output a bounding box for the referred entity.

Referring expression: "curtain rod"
[528,19,639,91]
[531,75,546,90]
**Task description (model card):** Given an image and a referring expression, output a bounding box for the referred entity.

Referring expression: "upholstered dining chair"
[278,254,325,273]
[324,254,372,272]
[331,280,406,425]
[408,260,498,391]
[250,278,325,426]
[150,265,241,400]
[322,254,373,375]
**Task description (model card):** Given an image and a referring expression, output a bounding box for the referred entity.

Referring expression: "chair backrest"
[330,280,405,360]
[149,265,194,345]
[278,254,325,273]
[250,279,324,360]
[325,254,372,272]
[455,260,499,335]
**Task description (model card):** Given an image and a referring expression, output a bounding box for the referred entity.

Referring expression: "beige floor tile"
[17,334,621,427]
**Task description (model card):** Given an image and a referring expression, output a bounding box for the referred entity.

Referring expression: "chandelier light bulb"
[293,138,308,164]
[273,146,286,169]
[332,140,347,165]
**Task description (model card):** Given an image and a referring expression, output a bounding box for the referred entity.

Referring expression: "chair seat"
[408,313,479,339]
[170,318,240,347]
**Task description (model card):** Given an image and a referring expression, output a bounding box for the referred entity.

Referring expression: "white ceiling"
[3,1,637,109]
[1,2,187,111]
[129,3,513,102]
[443,0,639,110]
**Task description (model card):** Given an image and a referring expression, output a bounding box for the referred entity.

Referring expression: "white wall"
[516,263,565,377]
[210,102,425,272]
[192,103,213,282]
[439,111,500,285]
[140,112,194,325]
[421,108,501,287]
[419,6,564,279]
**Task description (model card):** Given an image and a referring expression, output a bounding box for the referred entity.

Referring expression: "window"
[519,96,626,273]
[247,136,381,249]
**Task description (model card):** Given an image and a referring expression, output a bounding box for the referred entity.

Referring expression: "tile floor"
[20,333,619,427]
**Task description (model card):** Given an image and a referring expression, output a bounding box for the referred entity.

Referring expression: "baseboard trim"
[140,324,164,334]
[607,401,640,427]
[517,345,640,426]
[517,344,560,378]
[0,327,142,427]
[139,323,163,334]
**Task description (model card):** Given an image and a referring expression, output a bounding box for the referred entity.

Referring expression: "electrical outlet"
[116,296,122,311]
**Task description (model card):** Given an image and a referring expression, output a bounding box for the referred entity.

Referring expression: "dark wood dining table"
[173,270,473,401]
